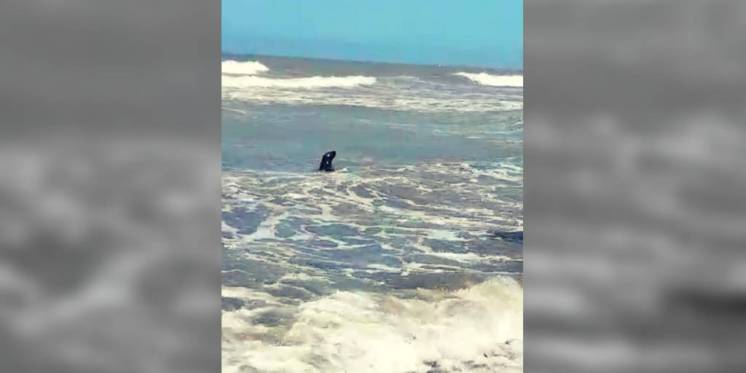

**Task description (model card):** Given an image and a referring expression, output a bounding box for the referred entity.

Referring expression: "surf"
[222,74,377,89]
[454,72,523,87]
[221,277,523,373]
[222,60,270,75]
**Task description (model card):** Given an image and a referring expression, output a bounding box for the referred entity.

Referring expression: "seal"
[492,231,523,243]
[318,150,336,172]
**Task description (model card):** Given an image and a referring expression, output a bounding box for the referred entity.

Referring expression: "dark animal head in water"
[319,150,336,172]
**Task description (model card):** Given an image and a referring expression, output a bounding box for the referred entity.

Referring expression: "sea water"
[221,55,523,373]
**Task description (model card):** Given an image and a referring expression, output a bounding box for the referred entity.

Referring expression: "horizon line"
[221,51,524,73]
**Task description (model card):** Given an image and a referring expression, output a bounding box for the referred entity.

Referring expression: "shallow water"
[222,55,523,372]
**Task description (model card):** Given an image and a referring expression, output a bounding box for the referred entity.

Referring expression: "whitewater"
[221,59,523,113]
[222,56,523,373]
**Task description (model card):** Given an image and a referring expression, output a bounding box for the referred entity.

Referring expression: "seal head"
[319,150,336,172]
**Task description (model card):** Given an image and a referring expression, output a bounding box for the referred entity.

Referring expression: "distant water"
[222,55,523,373]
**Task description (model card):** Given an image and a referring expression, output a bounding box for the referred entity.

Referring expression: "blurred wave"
[525,1,746,372]
[0,0,220,372]
[0,137,219,373]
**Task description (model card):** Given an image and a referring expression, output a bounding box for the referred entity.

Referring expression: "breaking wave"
[455,72,523,88]
[222,60,270,75]
[222,75,377,89]
[222,277,523,373]
[220,60,522,112]
[223,88,522,113]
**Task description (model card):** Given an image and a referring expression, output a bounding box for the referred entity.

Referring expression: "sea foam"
[455,72,523,87]
[222,60,270,75]
[222,277,523,373]
[222,75,377,89]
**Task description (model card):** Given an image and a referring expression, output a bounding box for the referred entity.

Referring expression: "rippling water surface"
[222,56,523,373]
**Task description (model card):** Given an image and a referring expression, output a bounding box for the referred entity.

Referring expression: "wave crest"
[222,60,270,75]
[455,72,523,87]
[222,75,377,89]
[222,277,523,373]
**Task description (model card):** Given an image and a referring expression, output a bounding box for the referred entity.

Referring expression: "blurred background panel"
[0,1,220,372]
[525,1,746,372]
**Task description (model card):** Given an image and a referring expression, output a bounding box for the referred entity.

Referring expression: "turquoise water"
[222,55,523,373]
[222,55,522,172]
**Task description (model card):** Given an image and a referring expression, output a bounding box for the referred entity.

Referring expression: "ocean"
[221,55,523,373]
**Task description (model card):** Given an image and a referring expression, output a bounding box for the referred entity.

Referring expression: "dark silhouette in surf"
[319,150,336,172]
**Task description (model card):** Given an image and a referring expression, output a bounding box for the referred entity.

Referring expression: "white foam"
[455,72,523,87]
[222,277,523,373]
[222,60,270,75]
[222,75,377,89]
[223,79,522,113]
[223,90,521,113]
[221,106,247,115]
